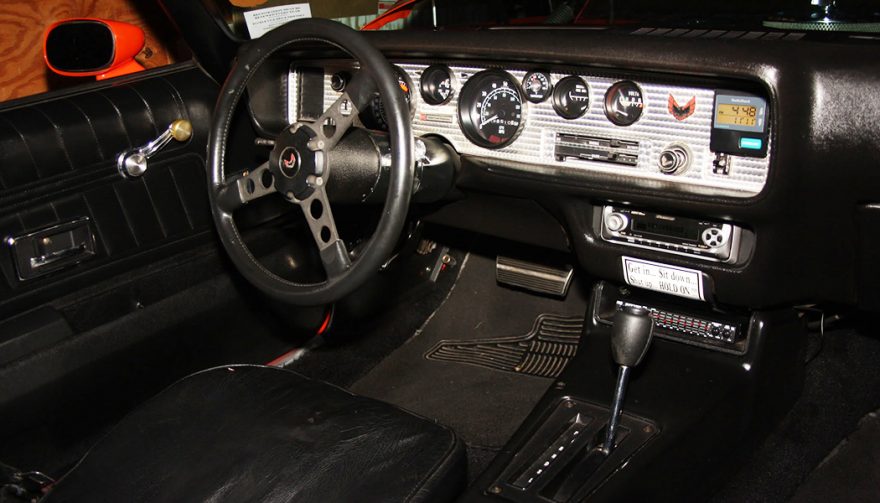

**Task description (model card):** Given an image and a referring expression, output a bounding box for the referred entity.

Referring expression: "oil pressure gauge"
[604,81,644,126]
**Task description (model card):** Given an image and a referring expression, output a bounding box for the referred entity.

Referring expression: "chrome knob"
[605,212,629,233]
[658,144,691,175]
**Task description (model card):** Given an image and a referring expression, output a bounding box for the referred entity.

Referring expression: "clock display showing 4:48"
[458,70,526,149]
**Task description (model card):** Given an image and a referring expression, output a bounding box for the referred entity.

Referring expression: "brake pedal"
[496,256,573,297]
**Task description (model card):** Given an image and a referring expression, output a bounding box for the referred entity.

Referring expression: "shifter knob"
[611,306,654,367]
[602,305,654,455]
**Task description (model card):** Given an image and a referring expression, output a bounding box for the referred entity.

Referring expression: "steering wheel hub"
[270,125,323,200]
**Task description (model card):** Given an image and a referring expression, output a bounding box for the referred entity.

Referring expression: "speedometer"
[458,70,525,149]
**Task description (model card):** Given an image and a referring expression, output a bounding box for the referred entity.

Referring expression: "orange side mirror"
[43,18,146,80]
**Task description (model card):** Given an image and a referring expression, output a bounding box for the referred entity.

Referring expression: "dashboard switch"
[658,144,692,175]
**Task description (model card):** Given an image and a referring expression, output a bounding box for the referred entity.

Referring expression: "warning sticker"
[621,256,706,301]
[244,3,312,38]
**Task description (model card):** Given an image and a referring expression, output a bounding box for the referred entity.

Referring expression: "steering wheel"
[207,19,414,305]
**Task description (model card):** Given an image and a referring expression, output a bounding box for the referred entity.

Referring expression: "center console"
[460,282,805,502]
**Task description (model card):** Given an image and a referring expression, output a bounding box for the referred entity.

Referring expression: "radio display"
[633,219,700,243]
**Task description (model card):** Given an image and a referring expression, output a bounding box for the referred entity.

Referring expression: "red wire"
[575,0,592,23]
[266,306,333,366]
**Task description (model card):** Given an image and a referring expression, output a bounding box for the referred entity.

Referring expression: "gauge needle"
[480,115,498,127]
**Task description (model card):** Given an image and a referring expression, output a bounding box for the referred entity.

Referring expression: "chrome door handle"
[30,243,89,269]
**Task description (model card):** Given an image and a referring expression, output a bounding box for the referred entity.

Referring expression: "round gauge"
[552,76,590,120]
[604,81,645,126]
[522,71,552,103]
[458,70,526,149]
[368,65,414,130]
[420,64,455,105]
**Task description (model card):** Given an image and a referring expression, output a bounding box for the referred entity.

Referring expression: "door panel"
[0,64,217,322]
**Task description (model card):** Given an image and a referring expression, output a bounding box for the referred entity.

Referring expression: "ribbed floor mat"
[425,314,584,378]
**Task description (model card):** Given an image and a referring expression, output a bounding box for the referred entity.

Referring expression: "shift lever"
[601,305,654,454]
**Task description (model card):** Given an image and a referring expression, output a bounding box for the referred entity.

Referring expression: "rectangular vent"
[632,27,804,40]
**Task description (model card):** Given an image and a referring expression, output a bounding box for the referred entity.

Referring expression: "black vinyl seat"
[43,365,466,502]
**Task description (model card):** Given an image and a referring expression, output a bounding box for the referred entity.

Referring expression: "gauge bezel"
[369,65,416,130]
[552,75,591,120]
[420,64,456,106]
[604,80,645,127]
[457,69,527,150]
[522,70,553,103]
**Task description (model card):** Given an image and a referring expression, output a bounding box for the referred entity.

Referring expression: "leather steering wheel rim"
[207,19,414,306]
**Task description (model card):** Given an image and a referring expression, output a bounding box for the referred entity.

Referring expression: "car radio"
[599,205,741,263]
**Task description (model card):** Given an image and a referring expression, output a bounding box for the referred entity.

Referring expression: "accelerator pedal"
[496,256,573,297]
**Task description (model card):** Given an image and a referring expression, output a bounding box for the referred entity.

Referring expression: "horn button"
[269,125,324,200]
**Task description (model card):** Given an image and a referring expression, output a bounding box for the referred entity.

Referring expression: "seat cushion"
[44,365,466,502]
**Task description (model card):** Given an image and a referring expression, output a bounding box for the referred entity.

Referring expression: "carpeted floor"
[789,407,880,503]
[350,252,589,481]
[710,321,880,502]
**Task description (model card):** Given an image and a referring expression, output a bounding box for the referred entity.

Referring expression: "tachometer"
[458,70,525,149]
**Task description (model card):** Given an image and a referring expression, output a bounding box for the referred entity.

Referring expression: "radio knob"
[605,212,629,232]
[658,144,691,175]
[701,227,727,247]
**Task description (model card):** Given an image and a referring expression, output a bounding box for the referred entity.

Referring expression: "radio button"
[605,212,629,232]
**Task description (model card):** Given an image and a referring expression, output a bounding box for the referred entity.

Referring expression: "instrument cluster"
[288,62,772,198]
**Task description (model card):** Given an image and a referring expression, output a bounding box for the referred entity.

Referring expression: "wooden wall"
[0,0,187,102]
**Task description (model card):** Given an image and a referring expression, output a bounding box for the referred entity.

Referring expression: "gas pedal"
[496,256,573,297]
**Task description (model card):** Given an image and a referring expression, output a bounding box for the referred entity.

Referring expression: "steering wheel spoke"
[217,162,277,212]
[310,72,375,151]
[297,185,351,278]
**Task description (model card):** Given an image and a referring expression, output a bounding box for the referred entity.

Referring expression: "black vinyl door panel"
[0,64,218,322]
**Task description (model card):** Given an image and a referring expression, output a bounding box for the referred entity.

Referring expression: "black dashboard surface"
[250,28,880,310]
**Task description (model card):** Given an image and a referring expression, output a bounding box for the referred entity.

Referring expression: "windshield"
[375,0,880,33]
[204,0,880,37]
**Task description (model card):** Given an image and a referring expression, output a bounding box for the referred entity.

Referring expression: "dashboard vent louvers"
[631,27,804,41]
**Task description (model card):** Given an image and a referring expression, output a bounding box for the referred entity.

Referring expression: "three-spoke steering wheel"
[207,19,413,305]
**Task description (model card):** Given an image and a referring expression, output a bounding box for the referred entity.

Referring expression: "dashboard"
[252,28,880,310]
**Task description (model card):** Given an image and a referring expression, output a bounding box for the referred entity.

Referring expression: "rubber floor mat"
[425,314,583,378]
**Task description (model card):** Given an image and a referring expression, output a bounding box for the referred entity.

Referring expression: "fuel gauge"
[552,76,590,120]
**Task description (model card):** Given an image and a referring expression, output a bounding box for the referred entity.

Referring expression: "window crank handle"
[117,119,193,179]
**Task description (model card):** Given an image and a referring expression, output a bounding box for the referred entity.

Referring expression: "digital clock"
[712,93,766,133]
[716,104,758,127]
[710,91,769,157]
